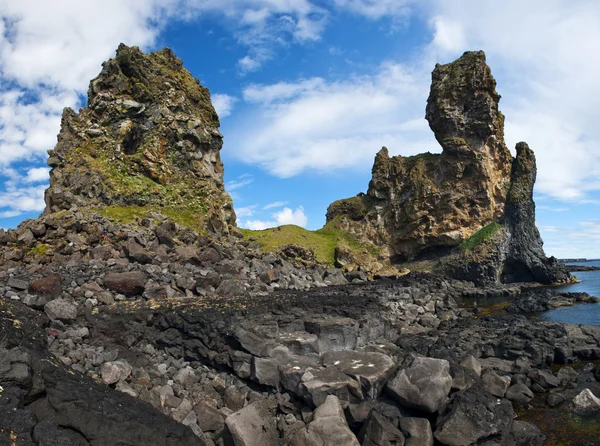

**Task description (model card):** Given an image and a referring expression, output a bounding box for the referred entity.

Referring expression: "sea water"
[542,259,600,326]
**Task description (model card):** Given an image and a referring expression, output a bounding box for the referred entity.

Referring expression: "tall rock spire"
[44,44,235,234]
[326,51,570,284]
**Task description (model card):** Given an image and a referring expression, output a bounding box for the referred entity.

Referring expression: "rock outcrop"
[44,44,235,234]
[327,51,513,261]
[326,51,569,285]
[449,142,571,285]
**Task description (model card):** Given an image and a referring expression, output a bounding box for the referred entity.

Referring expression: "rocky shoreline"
[3,265,600,445]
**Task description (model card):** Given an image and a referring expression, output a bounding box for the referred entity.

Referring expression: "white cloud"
[242,206,308,230]
[0,184,46,217]
[228,0,600,206]
[230,61,435,177]
[212,93,238,118]
[263,201,288,210]
[243,78,326,103]
[235,205,257,217]
[333,0,414,20]
[24,167,50,183]
[238,55,263,73]
[274,206,308,226]
[226,175,254,191]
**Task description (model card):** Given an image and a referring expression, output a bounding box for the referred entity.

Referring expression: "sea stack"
[44,44,235,234]
[327,51,570,285]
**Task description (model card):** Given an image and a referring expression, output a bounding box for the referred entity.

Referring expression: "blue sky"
[1,0,600,258]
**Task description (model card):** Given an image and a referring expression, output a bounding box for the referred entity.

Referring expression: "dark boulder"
[29,273,62,299]
[103,271,147,296]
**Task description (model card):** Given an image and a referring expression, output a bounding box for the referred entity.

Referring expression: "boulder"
[509,420,545,446]
[386,356,452,413]
[193,401,225,433]
[434,385,515,446]
[505,383,534,405]
[290,395,360,446]
[125,241,152,264]
[482,371,510,397]
[251,357,280,388]
[304,316,358,352]
[225,402,278,446]
[398,418,433,446]
[22,294,48,310]
[297,366,363,407]
[359,410,405,446]
[100,360,133,385]
[103,271,147,296]
[44,299,77,323]
[7,278,29,290]
[29,273,62,299]
[216,279,246,297]
[572,388,600,414]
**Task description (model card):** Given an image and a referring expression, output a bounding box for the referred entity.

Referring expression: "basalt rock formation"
[327,51,570,285]
[45,44,235,234]
[450,142,572,285]
[328,51,513,261]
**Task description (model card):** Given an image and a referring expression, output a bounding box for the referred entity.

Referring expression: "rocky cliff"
[45,44,235,234]
[327,51,569,284]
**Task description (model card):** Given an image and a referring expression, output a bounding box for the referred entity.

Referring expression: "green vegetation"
[98,205,206,233]
[26,243,51,257]
[459,222,502,251]
[240,222,380,266]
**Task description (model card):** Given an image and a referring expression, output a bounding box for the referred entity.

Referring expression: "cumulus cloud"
[235,205,257,217]
[212,93,238,118]
[243,206,308,230]
[0,184,47,217]
[230,62,435,177]
[24,167,51,183]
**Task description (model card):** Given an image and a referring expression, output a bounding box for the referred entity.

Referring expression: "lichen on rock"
[44,43,235,234]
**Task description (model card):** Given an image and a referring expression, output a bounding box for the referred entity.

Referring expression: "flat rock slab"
[279,331,319,355]
[304,317,359,353]
[386,356,452,414]
[322,350,396,399]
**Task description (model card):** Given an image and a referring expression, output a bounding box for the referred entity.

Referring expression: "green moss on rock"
[459,222,502,251]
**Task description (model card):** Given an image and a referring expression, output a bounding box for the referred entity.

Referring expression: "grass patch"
[97,205,205,234]
[459,222,502,251]
[26,243,51,257]
[97,206,150,224]
[241,223,380,266]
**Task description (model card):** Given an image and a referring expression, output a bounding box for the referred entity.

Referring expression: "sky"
[1,0,599,258]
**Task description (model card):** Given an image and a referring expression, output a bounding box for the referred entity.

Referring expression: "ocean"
[542,259,600,325]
